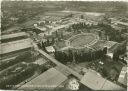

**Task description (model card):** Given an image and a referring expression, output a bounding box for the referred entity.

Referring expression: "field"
[67,33,99,48]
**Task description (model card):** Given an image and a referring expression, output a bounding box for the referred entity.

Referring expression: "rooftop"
[80,70,106,90]
[118,66,127,86]
[80,69,125,90]
[0,32,27,40]
[91,40,118,52]
[0,38,32,55]
[46,46,55,53]
[18,68,67,90]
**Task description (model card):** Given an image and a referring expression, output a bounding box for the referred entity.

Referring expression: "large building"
[18,68,68,90]
[0,38,32,60]
[80,69,125,90]
[0,32,28,43]
[118,66,127,86]
[0,32,32,60]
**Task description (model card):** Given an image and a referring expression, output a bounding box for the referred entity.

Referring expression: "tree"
[52,37,55,45]
[102,68,108,77]
[47,39,50,46]
[68,49,73,62]
[121,28,127,33]
[113,51,119,61]
[55,31,58,38]
[74,52,79,63]
[62,52,68,63]
[98,31,102,37]
[81,15,84,19]
[41,41,47,52]
[54,51,58,60]
[119,40,127,54]
[61,32,64,39]
[103,47,107,54]
[37,43,42,49]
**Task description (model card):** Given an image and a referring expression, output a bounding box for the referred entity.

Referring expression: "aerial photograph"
[0,0,128,91]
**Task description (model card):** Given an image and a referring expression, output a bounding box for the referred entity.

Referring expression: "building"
[116,21,128,28]
[106,53,113,59]
[0,32,28,43]
[44,11,72,18]
[0,38,32,60]
[112,21,128,31]
[80,69,125,90]
[91,40,118,52]
[118,66,127,86]
[46,46,55,53]
[18,68,68,90]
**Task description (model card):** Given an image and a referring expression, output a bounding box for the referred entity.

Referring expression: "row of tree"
[37,38,55,52]
[54,47,107,64]
[113,40,127,63]
[55,31,64,41]
[71,22,91,30]
[98,20,126,42]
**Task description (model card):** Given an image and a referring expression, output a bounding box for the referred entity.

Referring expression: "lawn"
[68,33,98,48]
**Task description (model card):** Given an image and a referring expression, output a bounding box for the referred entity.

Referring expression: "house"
[46,46,55,53]
[106,53,113,59]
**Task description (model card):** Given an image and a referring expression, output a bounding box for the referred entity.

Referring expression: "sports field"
[67,33,99,48]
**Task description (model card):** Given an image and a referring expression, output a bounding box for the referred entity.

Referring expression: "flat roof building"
[118,66,127,86]
[80,69,125,90]
[0,38,32,60]
[1,32,27,40]
[46,46,55,53]
[91,40,118,53]
[18,68,67,90]
[0,32,28,43]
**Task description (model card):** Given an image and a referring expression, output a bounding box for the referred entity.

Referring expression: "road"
[39,22,78,36]
[37,18,95,39]
[32,40,83,79]
[37,48,83,80]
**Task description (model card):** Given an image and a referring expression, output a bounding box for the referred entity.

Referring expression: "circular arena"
[65,33,99,49]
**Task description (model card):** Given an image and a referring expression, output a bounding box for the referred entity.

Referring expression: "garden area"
[0,62,38,89]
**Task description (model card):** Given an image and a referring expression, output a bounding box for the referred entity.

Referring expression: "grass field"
[68,33,99,48]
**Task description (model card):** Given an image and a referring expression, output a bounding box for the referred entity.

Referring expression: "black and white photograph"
[0,0,128,90]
